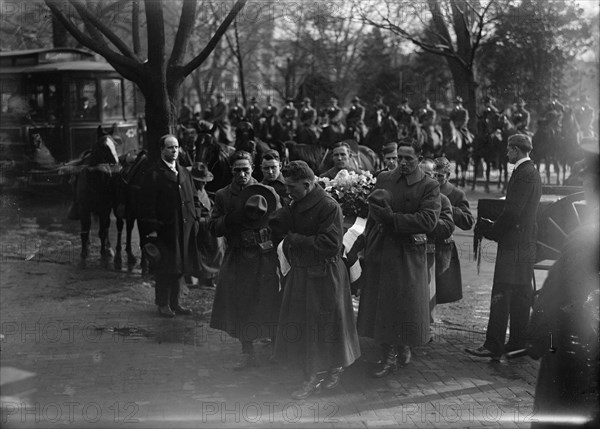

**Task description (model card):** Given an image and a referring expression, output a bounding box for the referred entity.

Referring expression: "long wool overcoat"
[272,185,360,375]
[358,167,441,346]
[437,182,473,303]
[139,161,201,275]
[208,178,282,342]
[488,160,541,286]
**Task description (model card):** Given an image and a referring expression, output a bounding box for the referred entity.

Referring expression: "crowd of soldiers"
[177,91,597,146]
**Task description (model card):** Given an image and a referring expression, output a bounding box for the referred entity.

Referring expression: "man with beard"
[358,138,441,377]
[271,160,360,399]
[209,150,282,370]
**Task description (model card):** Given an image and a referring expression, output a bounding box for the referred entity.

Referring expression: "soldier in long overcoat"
[139,134,201,317]
[358,139,441,377]
[209,151,282,370]
[433,157,474,303]
[467,134,541,360]
[271,161,360,400]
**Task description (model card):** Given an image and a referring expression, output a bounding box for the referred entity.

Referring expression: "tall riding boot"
[291,371,327,400]
[372,343,397,378]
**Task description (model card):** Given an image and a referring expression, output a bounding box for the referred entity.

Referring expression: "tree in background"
[44,0,247,158]
[358,0,506,130]
[478,0,593,114]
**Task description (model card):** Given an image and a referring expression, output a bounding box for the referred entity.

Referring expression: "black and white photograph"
[1,0,598,427]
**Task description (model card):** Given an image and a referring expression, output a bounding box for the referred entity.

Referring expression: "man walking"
[139,134,200,317]
[209,151,282,370]
[358,138,441,377]
[466,134,541,360]
[272,161,360,399]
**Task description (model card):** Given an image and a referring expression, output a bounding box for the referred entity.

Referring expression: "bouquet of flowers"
[319,169,376,218]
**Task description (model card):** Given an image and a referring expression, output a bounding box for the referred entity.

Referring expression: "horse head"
[91,125,120,166]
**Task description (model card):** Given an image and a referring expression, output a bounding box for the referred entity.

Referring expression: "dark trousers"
[155,273,182,307]
[484,282,533,355]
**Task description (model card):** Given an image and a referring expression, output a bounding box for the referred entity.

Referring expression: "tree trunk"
[140,73,178,160]
[448,59,478,132]
[52,14,72,47]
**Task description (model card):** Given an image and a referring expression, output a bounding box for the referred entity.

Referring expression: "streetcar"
[0,47,145,186]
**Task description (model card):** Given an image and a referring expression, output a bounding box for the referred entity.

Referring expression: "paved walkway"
[1,189,547,428]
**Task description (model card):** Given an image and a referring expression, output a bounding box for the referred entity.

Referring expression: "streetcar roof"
[0,60,116,74]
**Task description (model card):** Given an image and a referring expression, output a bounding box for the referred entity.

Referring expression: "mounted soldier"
[481,95,500,124]
[211,93,233,145]
[449,96,473,146]
[297,97,319,146]
[574,94,596,137]
[246,96,262,130]
[512,97,531,134]
[228,96,246,128]
[345,96,367,142]
[279,98,298,130]
[257,95,279,143]
[299,97,317,128]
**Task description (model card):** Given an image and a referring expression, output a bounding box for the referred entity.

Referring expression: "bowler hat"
[367,189,392,207]
[303,97,311,103]
[239,184,278,229]
[188,162,214,182]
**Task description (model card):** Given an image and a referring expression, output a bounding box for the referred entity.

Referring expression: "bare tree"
[359,0,504,127]
[44,0,247,157]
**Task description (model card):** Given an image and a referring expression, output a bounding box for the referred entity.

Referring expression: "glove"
[369,202,394,226]
[224,210,244,227]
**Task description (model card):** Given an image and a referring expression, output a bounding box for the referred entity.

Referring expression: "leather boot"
[372,344,397,378]
[291,372,326,400]
[323,367,344,390]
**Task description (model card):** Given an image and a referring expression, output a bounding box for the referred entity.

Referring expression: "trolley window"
[70,79,99,121]
[101,78,123,120]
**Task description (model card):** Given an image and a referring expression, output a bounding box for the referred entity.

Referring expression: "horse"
[273,118,296,143]
[471,112,507,192]
[73,126,122,268]
[285,140,378,176]
[418,122,444,159]
[556,107,582,185]
[532,115,561,185]
[343,122,367,145]
[318,122,346,149]
[440,116,471,187]
[113,150,150,272]
[194,121,234,194]
[364,110,399,154]
[296,123,321,146]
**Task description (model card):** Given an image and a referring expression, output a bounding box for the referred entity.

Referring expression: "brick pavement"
[1,188,550,428]
[1,261,542,428]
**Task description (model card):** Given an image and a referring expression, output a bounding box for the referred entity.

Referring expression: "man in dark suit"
[139,134,201,317]
[466,134,542,360]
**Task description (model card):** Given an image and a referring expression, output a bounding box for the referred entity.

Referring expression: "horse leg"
[138,223,150,276]
[485,162,491,193]
[99,213,114,268]
[126,214,138,270]
[554,160,560,186]
[79,213,91,268]
[471,157,478,191]
[114,215,123,270]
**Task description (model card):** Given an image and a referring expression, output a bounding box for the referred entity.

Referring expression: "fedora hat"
[188,162,214,182]
[367,189,392,207]
[239,184,278,229]
[143,241,161,264]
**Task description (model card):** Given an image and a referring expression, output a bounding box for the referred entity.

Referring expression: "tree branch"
[44,0,141,82]
[169,0,197,67]
[182,0,247,78]
[69,0,139,60]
